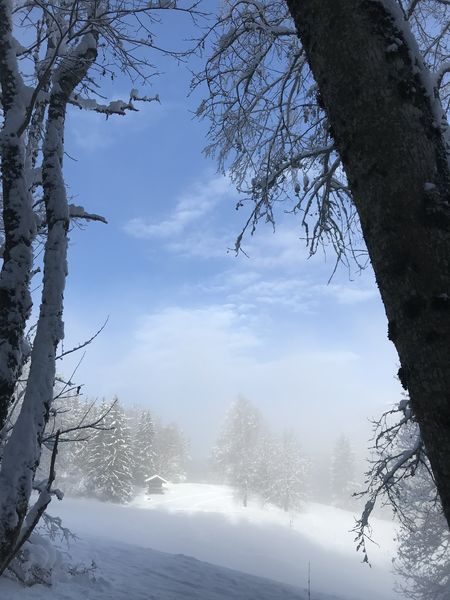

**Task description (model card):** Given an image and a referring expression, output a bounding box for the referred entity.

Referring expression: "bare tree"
[197,0,450,528]
[0,0,200,575]
[357,402,450,597]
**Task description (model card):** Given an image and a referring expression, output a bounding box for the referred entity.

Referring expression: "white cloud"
[237,226,310,270]
[64,302,400,457]
[319,283,378,305]
[195,264,376,316]
[124,176,232,239]
[229,278,315,313]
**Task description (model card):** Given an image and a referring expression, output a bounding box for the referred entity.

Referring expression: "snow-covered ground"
[0,538,337,600]
[0,483,398,600]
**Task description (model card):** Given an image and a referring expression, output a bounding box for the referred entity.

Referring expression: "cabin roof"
[145,474,168,484]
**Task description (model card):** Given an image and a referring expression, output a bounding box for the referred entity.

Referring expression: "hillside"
[0,483,397,600]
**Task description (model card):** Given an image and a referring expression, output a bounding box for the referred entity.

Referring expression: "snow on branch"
[195,0,449,269]
[68,204,107,224]
[69,92,159,117]
[194,0,361,268]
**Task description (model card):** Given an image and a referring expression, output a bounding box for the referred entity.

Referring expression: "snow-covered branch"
[196,0,449,267]
[68,205,107,223]
[194,0,362,266]
[353,397,428,564]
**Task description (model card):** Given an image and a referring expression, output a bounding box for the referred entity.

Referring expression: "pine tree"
[153,423,188,483]
[132,410,156,487]
[252,431,279,505]
[330,434,356,508]
[37,390,92,496]
[391,422,450,600]
[85,399,134,503]
[213,397,262,507]
[271,431,309,512]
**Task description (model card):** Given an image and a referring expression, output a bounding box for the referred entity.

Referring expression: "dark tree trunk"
[286,0,450,526]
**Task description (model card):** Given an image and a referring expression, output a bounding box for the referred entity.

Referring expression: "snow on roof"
[145,475,168,484]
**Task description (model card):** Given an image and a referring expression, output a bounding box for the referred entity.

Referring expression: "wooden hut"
[145,474,168,495]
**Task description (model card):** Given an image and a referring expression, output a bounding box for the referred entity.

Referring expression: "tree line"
[212,397,357,513]
[38,395,188,504]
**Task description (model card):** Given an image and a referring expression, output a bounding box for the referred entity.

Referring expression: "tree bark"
[0,0,35,432]
[0,28,98,572]
[286,0,450,526]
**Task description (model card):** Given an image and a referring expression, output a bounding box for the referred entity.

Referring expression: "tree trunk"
[286,0,450,527]
[0,27,98,571]
[0,0,35,432]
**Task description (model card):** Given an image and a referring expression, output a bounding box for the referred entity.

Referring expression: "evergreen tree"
[391,422,450,600]
[213,397,262,507]
[85,399,134,503]
[395,465,450,600]
[132,410,156,486]
[252,430,279,505]
[331,434,356,508]
[153,423,188,483]
[37,390,93,496]
[53,394,92,494]
[271,431,309,512]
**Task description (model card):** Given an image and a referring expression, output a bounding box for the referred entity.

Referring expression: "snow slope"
[0,483,397,600]
[0,538,338,600]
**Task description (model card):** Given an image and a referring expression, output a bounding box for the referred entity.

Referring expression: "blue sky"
[58,9,402,458]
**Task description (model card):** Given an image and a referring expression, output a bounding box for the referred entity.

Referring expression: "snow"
[0,483,398,600]
[376,0,450,158]
[0,537,337,600]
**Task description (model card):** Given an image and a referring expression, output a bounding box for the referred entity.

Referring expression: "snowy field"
[0,483,398,600]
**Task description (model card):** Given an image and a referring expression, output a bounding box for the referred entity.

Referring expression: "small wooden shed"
[145,474,168,495]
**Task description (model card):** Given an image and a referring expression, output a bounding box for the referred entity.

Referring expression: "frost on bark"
[286,0,450,526]
[0,0,35,432]
[0,29,98,573]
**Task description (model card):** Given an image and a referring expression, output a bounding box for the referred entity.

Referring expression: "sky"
[58,6,402,459]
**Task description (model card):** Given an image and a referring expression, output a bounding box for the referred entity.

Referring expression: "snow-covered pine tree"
[85,399,134,503]
[213,397,262,507]
[252,430,279,505]
[59,396,104,496]
[391,421,450,600]
[153,423,188,483]
[132,410,156,487]
[330,434,356,508]
[38,392,77,491]
[271,431,309,512]
[84,400,109,497]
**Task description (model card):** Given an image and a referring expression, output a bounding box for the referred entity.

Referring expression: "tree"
[394,440,450,600]
[38,392,88,494]
[213,397,262,506]
[252,430,279,504]
[271,430,309,512]
[132,410,157,487]
[330,434,356,508]
[365,413,450,599]
[153,423,189,483]
[0,0,199,572]
[198,0,450,528]
[85,399,134,503]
